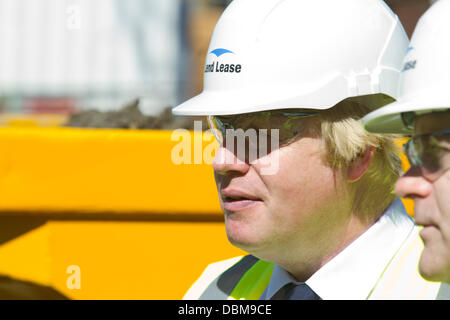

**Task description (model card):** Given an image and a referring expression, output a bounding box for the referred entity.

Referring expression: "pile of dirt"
[64,99,208,130]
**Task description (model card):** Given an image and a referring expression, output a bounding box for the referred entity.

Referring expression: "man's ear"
[347,147,375,182]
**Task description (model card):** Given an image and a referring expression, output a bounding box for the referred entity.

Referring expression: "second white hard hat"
[363,0,450,134]
[173,0,408,116]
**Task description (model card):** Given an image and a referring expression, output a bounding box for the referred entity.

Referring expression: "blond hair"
[315,97,403,221]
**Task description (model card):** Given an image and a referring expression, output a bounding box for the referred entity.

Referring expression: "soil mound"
[64,99,207,130]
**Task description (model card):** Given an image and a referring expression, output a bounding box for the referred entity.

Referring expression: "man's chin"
[223,208,273,253]
[225,225,266,254]
[226,232,260,252]
[419,249,450,283]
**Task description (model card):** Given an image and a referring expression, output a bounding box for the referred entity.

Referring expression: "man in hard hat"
[174,0,447,299]
[363,0,450,287]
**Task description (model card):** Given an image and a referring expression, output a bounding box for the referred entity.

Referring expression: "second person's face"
[395,112,450,283]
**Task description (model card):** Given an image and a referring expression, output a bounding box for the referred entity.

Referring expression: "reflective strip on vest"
[198,255,274,300]
[229,259,274,300]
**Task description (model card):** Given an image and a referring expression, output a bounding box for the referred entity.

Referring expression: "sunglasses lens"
[419,136,446,174]
[208,111,317,149]
[406,134,450,180]
[208,116,225,143]
[401,112,416,131]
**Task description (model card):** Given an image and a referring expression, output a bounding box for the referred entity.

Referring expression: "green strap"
[230,259,274,300]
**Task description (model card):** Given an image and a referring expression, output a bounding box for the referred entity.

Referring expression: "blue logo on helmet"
[210,48,234,57]
[402,47,417,72]
[205,48,242,74]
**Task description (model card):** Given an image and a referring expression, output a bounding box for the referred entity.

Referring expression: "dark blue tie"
[271,283,321,300]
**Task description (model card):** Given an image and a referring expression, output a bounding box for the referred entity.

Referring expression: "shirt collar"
[263,199,415,300]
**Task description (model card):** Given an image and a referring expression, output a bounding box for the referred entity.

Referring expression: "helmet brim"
[363,92,450,135]
[172,89,335,116]
[173,75,397,117]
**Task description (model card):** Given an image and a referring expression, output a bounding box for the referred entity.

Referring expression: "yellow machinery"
[0,127,413,299]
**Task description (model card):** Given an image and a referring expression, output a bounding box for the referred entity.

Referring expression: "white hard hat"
[363,0,450,134]
[173,0,408,116]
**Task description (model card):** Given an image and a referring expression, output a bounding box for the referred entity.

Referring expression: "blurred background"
[0,0,437,126]
[0,0,436,300]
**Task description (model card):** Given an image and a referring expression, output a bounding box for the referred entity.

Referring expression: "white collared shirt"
[261,199,417,300]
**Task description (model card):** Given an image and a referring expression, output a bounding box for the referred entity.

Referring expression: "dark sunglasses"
[207,110,318,147]
[403,130,450,181]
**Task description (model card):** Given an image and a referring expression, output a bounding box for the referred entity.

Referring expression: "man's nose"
[213,144,250,176]
[395,166,432,199]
